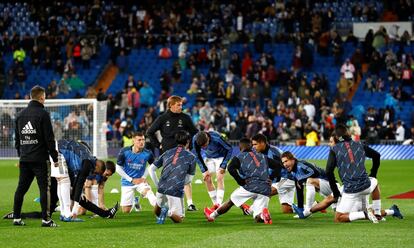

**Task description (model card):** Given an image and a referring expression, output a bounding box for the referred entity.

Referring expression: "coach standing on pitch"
[13,85,59,227]
[146,95,199,211]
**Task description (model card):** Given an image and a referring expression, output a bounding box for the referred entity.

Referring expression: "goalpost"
[0,99,108,159]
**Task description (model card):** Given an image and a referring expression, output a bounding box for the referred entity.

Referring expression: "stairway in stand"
[95,63,119,92]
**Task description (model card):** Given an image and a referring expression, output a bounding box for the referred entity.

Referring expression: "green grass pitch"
[0,159,413,248]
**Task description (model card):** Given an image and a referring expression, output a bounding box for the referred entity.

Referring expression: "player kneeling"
[203,138,282,224]
[116,132,157,213]
[148,131,196,224]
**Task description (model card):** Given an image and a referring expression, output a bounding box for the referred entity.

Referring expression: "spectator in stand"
[349,119,361,141]
[158,45,172,59]
[30,46,41,69]
[197,48,209,65]
[66,73,84,92]
[124,74,136,89]
[303,99,316,122]
[241,52,253,77]
[305,124,319,146]
[126,87,140,120]
[366,126,380,144]
[372,26,387,51]
[81,40,93,69]
[337,75,350,99]
[171,61,182,83]
[46,80,58,99]
[340,59,355,88]
[58,79,71,95]
[73,43,82,65]
[395,120,405,142]
[178,40,188,69]
[228,122,243,140]
[139,82,155,108]
[225,81,237,106]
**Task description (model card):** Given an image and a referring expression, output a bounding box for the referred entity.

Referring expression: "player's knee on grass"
[281,203,293,213]
[78,207,87,215]
[154,205,161,216]
[122,206,132,213]
[254,215,264,223]
[335,212,350,223]
[270,187,278,196]
[170,215,184,223]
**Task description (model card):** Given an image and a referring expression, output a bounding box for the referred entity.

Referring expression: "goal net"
[0,99,108,159]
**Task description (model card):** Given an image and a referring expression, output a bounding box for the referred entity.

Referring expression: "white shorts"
[318,179,334,197]
[230,186,270,218]
[205,157,224,173]
[91,185,99,206]
[120,183,152,206]
[336,177,378,213]
[50,153,69,178]
[156,192,185,217]
[272,178,296,205]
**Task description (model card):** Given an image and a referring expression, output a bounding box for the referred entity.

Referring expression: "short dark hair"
[95,160,106,174]
[175,130,190,146]
[251,133,268,144]
[334,124,349,140]
[105,160,116,174]
[30,85,45,100]
[132,131,145,138]
[196,131,209,147]
[239,137,251,151]
[281,151,296,160]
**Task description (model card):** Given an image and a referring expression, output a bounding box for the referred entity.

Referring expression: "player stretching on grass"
[204,138,282,224]
[325,124,383,223]
[116,132,157,213]
[280,151,335,219]
[301,135,403,220]
[148,131,196,224]
[251,134,295,213]
[192,131,233,208]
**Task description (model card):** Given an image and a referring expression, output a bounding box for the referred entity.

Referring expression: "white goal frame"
[0,99,108,159]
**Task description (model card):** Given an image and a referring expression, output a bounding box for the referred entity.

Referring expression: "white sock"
[384,209,393,216]
[56,178,63,214]
[303,208,312,216]
[13,218,22,222]
[145,191,157,207]
[59,177,72,218]
[305,183,316,210]
[91,185,99,206]
[187,199,193,206]
[210,210,219,219]
[372,200,381,215]
[349,211,366,221]
[208,191,217,205]
[216,189,225,205]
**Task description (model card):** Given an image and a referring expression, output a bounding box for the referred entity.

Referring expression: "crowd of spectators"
[1,0,414,145]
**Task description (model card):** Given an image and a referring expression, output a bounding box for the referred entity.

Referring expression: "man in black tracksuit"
[146,95,199,210]
[146,95,198,152]
[13,85,59,227]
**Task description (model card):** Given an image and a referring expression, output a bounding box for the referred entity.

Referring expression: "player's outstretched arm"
[148,163,159,187]
[325,150,341,198]
[116,164,133,183]
[364,145,380,178]
[227,158,245,186]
